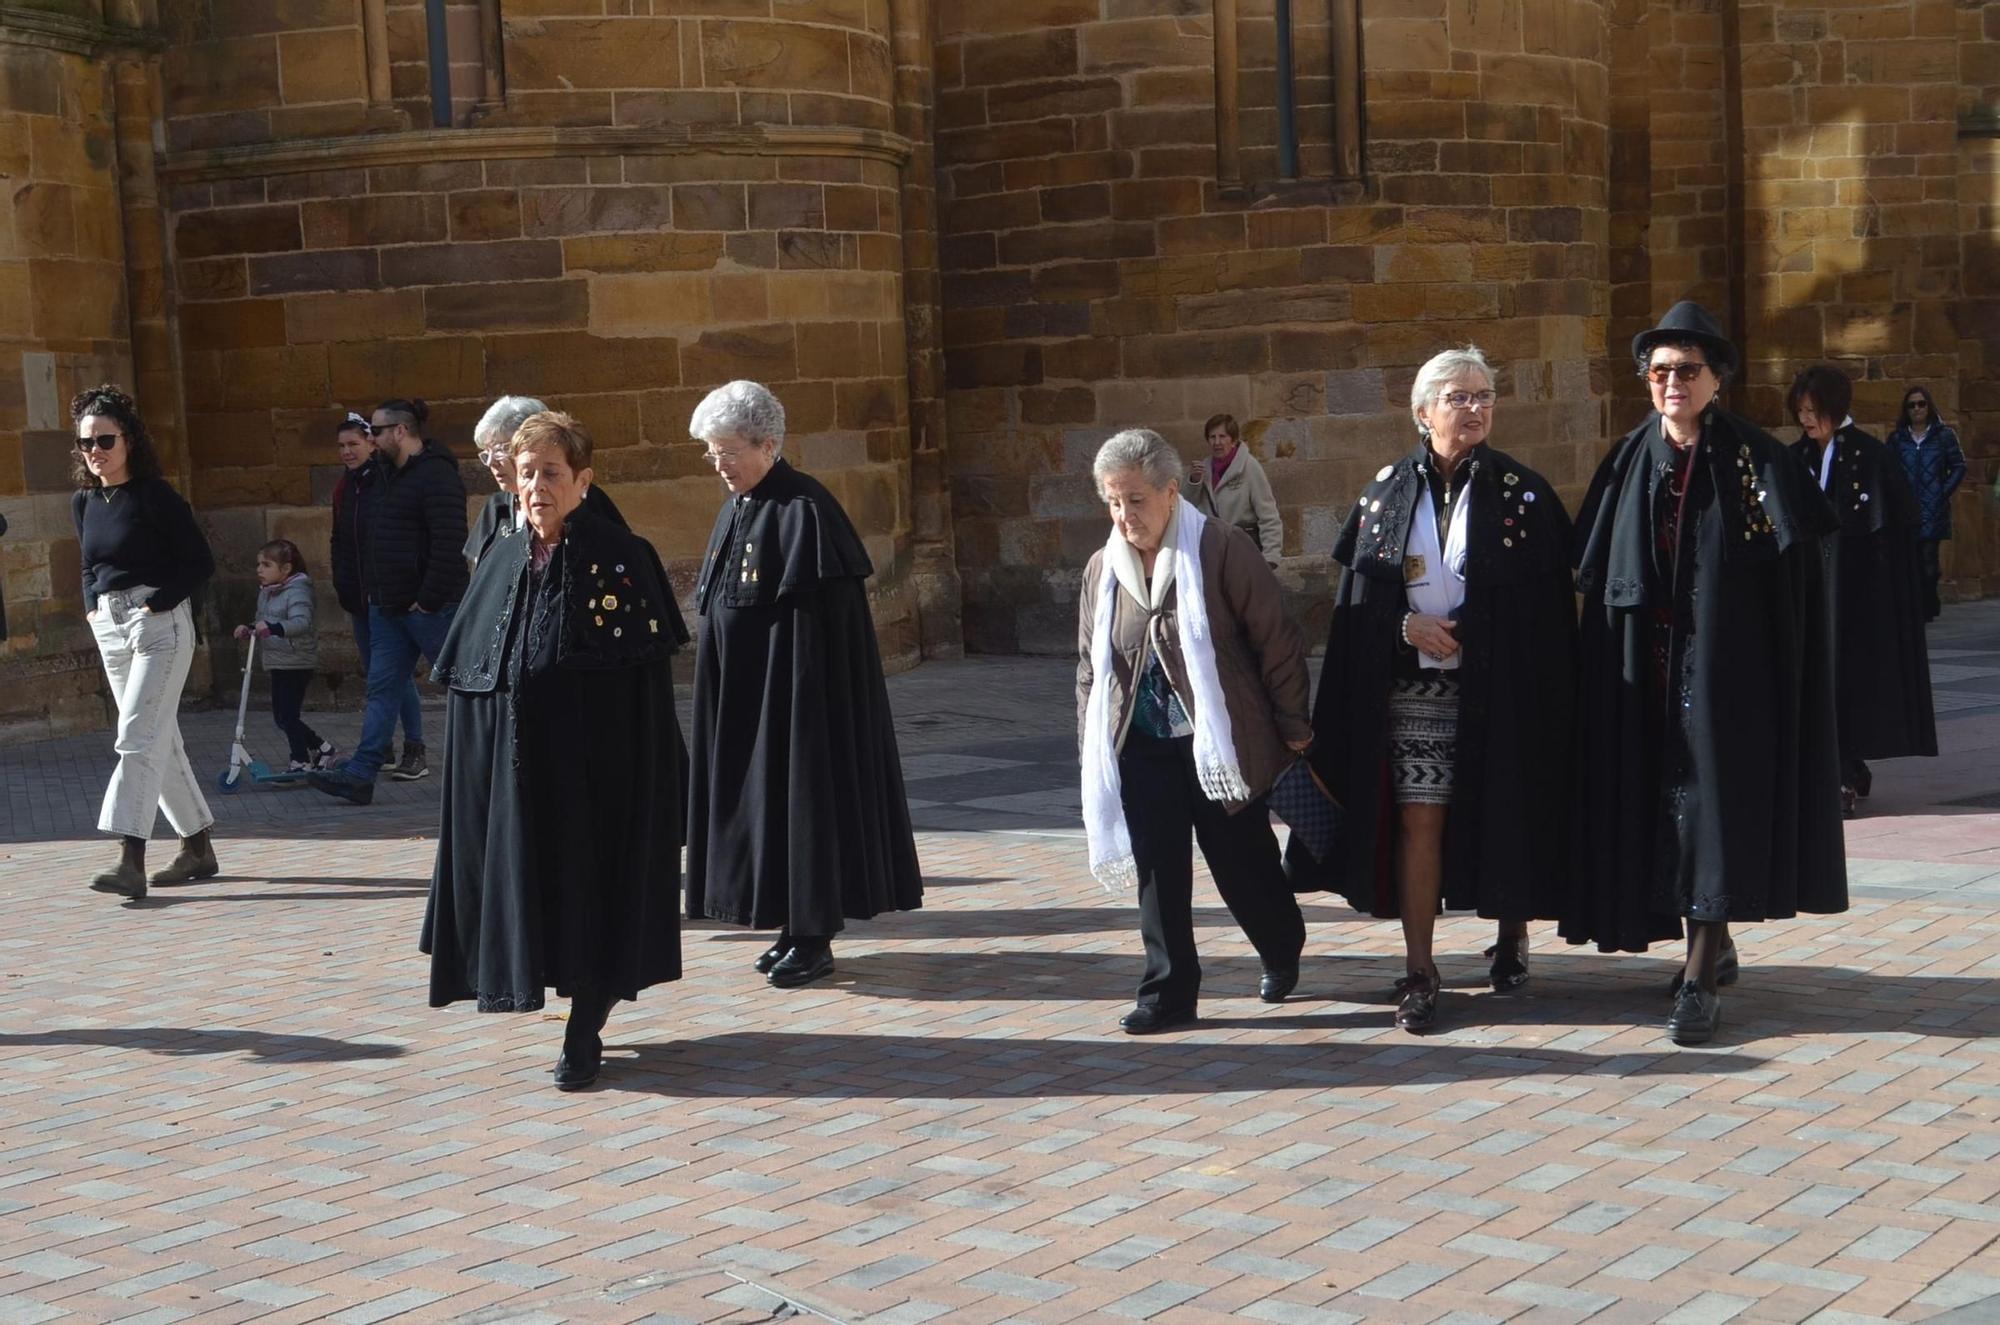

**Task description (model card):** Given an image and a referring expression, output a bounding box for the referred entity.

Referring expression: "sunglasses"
[1905,400,1928,410]
[75,433,123,452]
[1643,363,1708,383]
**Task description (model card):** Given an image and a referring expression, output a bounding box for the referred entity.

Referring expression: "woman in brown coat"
[1077,428,1312,1034]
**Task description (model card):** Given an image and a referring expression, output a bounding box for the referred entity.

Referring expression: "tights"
[1683,920,1731,994]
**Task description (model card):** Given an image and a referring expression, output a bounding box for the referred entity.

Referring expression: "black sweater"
[368,441,470,613]
[72,477,215,613]
[330,456,389,615]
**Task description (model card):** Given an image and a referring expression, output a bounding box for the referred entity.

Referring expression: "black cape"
[1287,443,1576,921]
[684,459,923,934]
[1788,426,1936,762]
[421,508,690,1010]
[466,484,625,564]
[1565,409,1847,952]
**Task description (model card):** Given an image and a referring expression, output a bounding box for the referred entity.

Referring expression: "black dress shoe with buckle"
[1667,983,1722,1045]
[1485,939,1529,992]
[1394,969,1440,1033]
[753,934,792,975]
[553,1040,602,1091]
[767,941,834,989]
[1668,944,1739,996]
[1119,1004,1196,1035]
[1258,966,1299,1004]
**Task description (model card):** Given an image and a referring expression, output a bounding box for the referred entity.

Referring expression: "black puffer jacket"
[368,441,469,613]
[330,456,387,615]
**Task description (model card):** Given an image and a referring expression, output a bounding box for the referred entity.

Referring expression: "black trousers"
[1119,729,1306,1010]
[1918,539,1943,621]
[268,669,323,762]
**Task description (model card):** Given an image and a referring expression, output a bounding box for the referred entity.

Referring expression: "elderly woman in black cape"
[1787,365,1937,816]
[1287,346,1576,1034]
[1567,302,1846,1046]
[465,395,626,566]
[683,381,923,989]
[422,411,689,1091]
[1078,428,1312,1035]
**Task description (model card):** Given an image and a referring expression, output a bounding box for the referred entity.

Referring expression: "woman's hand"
[233,624,252,641]
[1405,612,1460,659]
[86,610,101,622]
[253,622,272,639]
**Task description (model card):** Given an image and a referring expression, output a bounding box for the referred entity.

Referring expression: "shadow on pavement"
[0,1028,405,1061]
[612,1031,1769,1100]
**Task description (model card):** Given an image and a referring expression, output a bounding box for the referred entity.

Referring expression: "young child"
[235,539,337,772]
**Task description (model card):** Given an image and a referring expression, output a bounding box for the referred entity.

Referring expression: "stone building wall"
[2,0,1997,738]
[0,9,164,740]
[934,0,1615,651]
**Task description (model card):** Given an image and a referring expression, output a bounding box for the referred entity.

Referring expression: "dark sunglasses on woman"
[75,433,122,452]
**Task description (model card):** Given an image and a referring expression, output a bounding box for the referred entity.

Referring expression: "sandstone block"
[426,279,590,332]
[179,297,289,351]
[330,336,487,402]
[485,331,679,397]
[164,36,279,117]
[1124,331,1268,378]
[523,186,674,238]
[700,19,851,92]
[175,206,303,260]
[562,232,725,274]
[248,247,380,297]
[673,184,750,231]
[941,0,1101,40]
[277,28,364,106]
[1080,17,1213,74]
[448,190,523,243]
[380,240,563,288]
[27,259,124,341]
[508,17,683,91]
[679,324,800,385]
[284,290,427,347]
[301,195,447,249]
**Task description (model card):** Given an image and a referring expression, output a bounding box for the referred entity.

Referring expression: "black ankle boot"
[91,836,147,899]
[554,993,611,1091]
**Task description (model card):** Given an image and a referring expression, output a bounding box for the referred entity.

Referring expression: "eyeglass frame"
[74,432,124,452]
[1642,362,1710,384]
[1436,389,1498,411]
[700,441,768,466]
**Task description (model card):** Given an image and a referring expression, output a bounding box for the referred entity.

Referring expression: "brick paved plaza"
[2,607,1998,1324]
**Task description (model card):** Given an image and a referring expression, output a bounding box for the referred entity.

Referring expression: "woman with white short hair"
[682,381,923,989]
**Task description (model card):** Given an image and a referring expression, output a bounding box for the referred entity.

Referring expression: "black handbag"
[1267,756,1343,861]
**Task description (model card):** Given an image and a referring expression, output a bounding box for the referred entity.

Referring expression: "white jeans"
[89,588,213,839]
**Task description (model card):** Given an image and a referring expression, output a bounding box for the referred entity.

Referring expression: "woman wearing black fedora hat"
[1564,301,1848,1045]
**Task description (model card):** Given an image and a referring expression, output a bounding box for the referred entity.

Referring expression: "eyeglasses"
[703,447,751,466]
[74,434,122,452]
[1644,363,1708,383]
[1438,390,1498,410]
[1906,400,1927,410]
[477,447,509,466]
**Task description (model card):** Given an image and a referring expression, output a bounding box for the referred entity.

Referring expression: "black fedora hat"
[1632,300,1737,375]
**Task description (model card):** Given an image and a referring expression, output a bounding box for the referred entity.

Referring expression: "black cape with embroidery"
[1286,443,1576,921]
[684,459,923,934]
[465,484,625,564]
[421,507,690,1010]
[1788,426,1936,762]
[1564,409,1846,953]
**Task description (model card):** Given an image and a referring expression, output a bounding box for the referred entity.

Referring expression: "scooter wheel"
[216,768,243,793]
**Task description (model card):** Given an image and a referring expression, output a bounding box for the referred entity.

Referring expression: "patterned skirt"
[1388,674,1461,805]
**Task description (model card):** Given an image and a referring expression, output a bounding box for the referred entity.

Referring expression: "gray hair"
[1409,345,1496,426]
[690,380,785,455]
[1091,428,1181,498]
[475,395,547,449]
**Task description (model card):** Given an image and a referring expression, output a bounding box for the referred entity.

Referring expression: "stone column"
[890,0,964,658]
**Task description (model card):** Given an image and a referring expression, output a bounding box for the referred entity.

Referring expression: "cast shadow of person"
[0,1027,404,1062]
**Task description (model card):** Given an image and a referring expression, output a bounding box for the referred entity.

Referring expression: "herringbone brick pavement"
[0,605,1997,1323]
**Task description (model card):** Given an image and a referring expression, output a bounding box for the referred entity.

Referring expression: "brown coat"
[1075,519,1311,810]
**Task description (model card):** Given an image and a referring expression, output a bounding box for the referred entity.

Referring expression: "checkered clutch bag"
[1267,756,1343,862]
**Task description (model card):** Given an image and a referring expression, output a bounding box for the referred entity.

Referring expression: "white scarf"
[1402,472,1472,669]
[1082,497,1249,890]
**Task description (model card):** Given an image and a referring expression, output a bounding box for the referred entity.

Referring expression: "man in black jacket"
[329,412,425,776]
[311,399,468,805]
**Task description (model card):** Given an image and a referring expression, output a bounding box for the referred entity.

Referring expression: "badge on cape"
[1404,554,1428,583]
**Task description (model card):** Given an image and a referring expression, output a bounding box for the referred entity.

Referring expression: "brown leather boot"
[151,829,219,885]
[90,836,148,900]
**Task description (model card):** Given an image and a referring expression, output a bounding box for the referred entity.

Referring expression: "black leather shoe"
[1667,983,1722,1045]
[1668,944,1739,996]
[767,943,834,989]
[553,1041,602,1091]
[1485,939,1529,992]
[1119,1004,1196,1035]
[307,770,375,805]
[1258,966,1298,1004]
[1394,969,1440,1033]
[753,934,792,974]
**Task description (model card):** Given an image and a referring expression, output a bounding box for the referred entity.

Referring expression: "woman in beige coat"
[1078,428,1312,1035]
[1186,413,1284,564]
